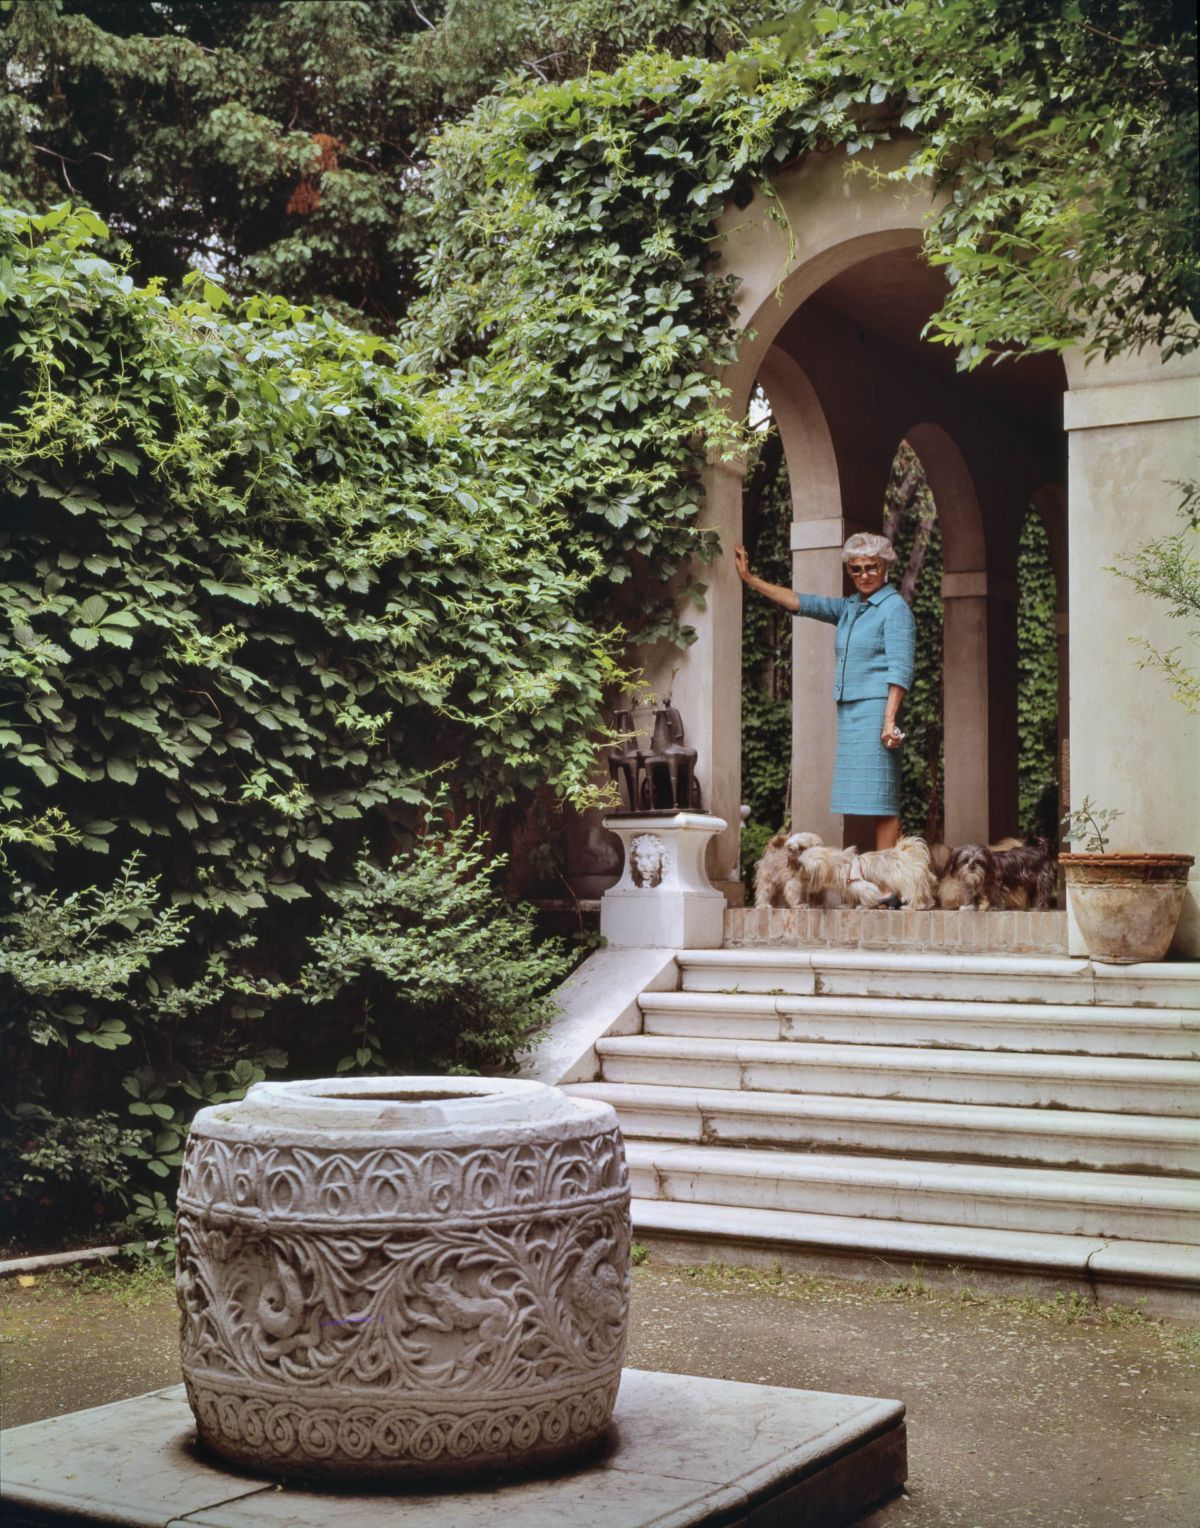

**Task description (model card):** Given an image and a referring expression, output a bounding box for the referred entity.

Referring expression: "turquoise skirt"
[830,697,901,816]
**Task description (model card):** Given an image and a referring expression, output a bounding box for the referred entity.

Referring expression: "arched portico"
[642,141,1198,953]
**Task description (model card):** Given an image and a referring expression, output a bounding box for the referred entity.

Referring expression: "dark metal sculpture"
[606,708,640,809]
[607,702,702,813]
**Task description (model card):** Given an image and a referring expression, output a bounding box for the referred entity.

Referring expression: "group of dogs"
[754,830,1058,913]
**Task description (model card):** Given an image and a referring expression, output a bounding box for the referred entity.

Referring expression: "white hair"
[842,532,897,566]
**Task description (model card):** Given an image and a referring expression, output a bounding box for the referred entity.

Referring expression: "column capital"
[1063,375,1200,432]
[790,517,872,553]
[941,571,1019,603]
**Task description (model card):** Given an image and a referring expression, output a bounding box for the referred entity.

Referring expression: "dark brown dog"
[989,835,1058,909]
[938,835,1057,910]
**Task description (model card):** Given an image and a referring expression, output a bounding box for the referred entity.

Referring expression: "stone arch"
[641,140,1197,946]
[715,136,935,426]
[755,348,844,840]
[903,422,985,575]
[652,147,937,870]
[1031,482,1068,615]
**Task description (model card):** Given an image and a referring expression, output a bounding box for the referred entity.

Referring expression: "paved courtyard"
[1,1260,1196,1526]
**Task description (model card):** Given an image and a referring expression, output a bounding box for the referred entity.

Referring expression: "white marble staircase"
[563,950,1200,1314]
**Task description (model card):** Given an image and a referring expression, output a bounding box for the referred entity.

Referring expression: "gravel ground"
[1,1259,1197,1526]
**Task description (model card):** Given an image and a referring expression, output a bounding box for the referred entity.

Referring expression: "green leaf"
[78,595,109,623]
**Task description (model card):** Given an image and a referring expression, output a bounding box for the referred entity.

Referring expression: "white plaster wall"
[1065,369,1200,956]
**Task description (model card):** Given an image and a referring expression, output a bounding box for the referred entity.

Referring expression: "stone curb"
[0,1240,163,1278]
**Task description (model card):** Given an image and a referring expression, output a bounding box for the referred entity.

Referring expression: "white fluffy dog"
[797,844,886,909]
[853,836,938,909]
[754,830,824,908]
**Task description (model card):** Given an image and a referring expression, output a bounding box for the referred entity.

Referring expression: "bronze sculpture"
[607,702,702,813]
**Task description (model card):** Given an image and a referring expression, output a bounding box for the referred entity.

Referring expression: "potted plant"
[1060,798,1194,963]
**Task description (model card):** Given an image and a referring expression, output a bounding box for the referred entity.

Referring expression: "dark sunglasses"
[847,563,881,575]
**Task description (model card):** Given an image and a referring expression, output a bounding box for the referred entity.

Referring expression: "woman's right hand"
[734,544,752,583]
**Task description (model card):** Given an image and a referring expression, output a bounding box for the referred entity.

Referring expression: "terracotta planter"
[1060,853,1194,964]
[176,1077,630,1482]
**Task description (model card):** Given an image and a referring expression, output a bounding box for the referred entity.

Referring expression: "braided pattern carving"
[186,1378,618,1475]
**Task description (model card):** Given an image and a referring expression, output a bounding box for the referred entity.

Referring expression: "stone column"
[790,517,860,844]
[1055,609,1071,841]
[940,571,1019,845]
[1063,363,1200,956]
[640,459,745,892]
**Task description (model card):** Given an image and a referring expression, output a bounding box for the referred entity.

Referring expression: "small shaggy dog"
[991,836,1058,909]
[937,835,1057,910]
[798,844,885,908]
[754,830,824,909]
[853,836,938,910]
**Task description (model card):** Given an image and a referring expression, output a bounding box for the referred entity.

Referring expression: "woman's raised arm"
[734,544,800,613]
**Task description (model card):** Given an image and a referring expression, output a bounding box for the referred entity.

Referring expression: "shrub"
[304,818,573,1075]
[0,207,613,1238]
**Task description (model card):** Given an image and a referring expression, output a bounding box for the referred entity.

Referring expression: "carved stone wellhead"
[176,1077,631,1482]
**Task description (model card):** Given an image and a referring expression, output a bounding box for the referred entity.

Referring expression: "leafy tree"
[303,819,572,1077]
[0,0,780,324]
[886,447,945,839]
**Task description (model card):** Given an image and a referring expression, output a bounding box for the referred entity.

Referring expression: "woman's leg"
[875,815,900,850]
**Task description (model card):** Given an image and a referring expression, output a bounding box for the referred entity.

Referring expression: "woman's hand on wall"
[734,544,800,613]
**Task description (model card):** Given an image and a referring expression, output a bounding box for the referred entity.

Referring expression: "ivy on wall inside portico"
[739,438,1060,857]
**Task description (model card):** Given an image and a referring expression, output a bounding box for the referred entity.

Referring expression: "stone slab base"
[0,1370,905,1528]
[727,906,1068,955]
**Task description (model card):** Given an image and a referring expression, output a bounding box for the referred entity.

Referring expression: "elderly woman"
[734,532,915,851]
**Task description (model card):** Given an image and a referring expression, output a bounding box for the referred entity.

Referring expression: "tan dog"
[797,844,886,908]
[853,836,937,909]
[754,831,824,909]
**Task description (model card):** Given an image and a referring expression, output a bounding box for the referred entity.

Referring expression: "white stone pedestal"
[0,1371,907,1527]
[600,812,728,949]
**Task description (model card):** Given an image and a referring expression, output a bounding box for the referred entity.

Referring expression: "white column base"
[600,813,728,949]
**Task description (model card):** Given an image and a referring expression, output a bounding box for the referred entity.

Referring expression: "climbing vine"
[1017,513,1060,837]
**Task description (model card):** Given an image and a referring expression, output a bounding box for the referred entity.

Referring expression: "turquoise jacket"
[796,582,916,702]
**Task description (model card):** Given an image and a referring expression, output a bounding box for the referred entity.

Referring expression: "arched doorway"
[642,140,1197,954]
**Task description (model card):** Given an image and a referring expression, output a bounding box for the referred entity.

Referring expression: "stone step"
[623,1142,1200,1243]
[596,1035,1200,1116]
[680,949,1200,1009]
[630,1199,1200,1309]
[639,991,1200,1059]
[566,1082,1200,1175]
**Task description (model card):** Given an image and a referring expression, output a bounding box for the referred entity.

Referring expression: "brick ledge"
[725,906,1067,954]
